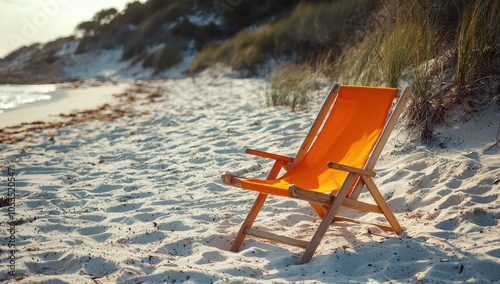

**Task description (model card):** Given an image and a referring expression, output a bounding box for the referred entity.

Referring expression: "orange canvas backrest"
[283,86,398,192]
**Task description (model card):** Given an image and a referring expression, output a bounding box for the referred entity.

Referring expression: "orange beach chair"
[222,84,411,263]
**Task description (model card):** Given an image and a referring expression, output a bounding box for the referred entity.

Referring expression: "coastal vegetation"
[266,64,316,112]
[0,0,498,142]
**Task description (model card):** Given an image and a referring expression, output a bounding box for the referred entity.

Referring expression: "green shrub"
[143,46,183,73]
[190,20,291,73]
[287,0,372,46]
[122,1,150,25]
[122,23,149,59]
[171,20,223,49]
[191,0,376,73]
[222,0,300,32]
[75,35,99,54]
[123,3,191,59]
[189,42,218,74]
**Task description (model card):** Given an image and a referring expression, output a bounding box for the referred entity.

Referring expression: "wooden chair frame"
[222,84,411,264]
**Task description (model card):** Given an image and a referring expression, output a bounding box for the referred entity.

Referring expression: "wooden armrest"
[221,172,245,187]
[245,149,294,163]
[289,185,333,204]
[327,162,375,177]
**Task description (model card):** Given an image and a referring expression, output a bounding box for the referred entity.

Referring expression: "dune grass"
[379,22,420,88]
[190,0,375,74]
[143,46,183,74]
[171,20,222,49]
[121,0,497,143]
[139,0,499,144]
[190,20,290,73]
[286,0,372,46]
[266,64,317,111]
[330,0,497,142]
[455,0,500,92]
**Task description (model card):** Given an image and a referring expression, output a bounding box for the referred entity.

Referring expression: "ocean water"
[0,84,56,113]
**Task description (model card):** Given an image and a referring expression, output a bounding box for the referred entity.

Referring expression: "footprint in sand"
[196,251,227,264]
[82,256,118,277]
[162,238,194,256]
[76,225,108,236]
[25,253,86,275]
[436,193,465,210]
[462,207,498,227]
[107,202,143,213]
[443,178,462,189]
[92,184,122,193]
[134,231,166,244]
[435,217,460,231]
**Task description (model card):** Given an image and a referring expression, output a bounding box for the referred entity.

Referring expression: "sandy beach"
[0,71,499,283]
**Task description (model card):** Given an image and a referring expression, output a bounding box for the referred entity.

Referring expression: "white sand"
[0,82,130,129]
[0,71,499,283]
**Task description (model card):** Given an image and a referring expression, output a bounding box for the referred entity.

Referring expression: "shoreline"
[0,86,67,114]
[0,82,130,129]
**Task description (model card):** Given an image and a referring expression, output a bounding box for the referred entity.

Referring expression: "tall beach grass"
[190,0,376,74]
[455,0,500,92]
[188,0,499,143]
[266,64,317,112]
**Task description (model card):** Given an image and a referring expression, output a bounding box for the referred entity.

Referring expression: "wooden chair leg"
[230,160,285,252]
[298,194,347,263]
[298,173,357,264]
[361,176,402,233]
[230,193,268,252]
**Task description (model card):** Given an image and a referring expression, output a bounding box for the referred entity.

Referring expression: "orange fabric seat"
[241,86,396,196]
